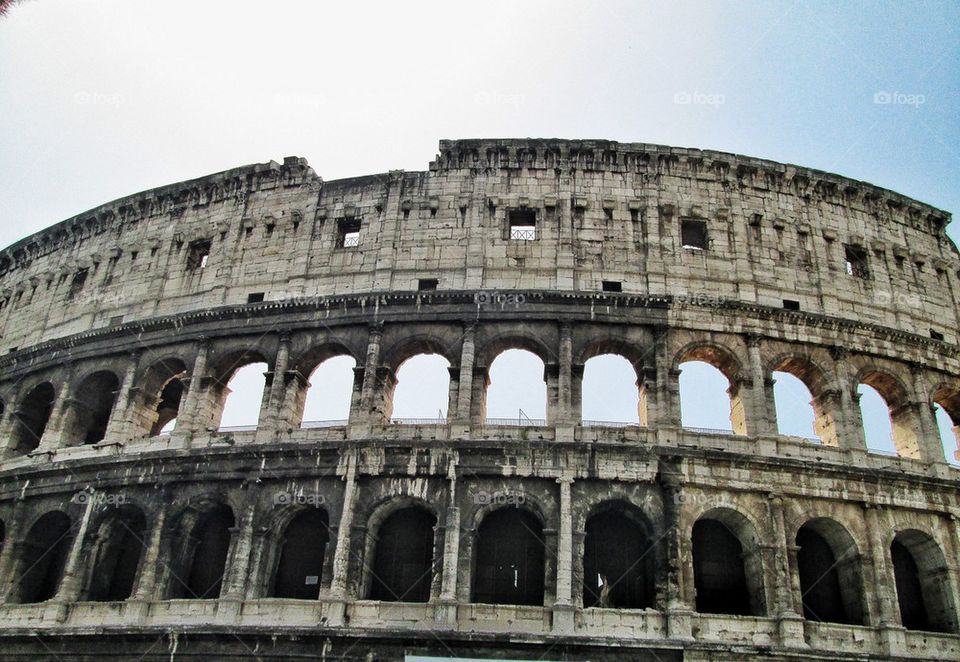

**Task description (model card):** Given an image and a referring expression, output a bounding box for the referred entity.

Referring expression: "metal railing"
[581,420,639,428]
[217,425,257,433]
[301,419,349,429]
[510,227,536,240]
[389,417,448,425]
[683,426,735,436]
[484,417,547,427]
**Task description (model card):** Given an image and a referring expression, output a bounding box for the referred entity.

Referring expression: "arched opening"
[932,387,960,465]
[301,355,356,427]
[63,371,120,445]
[218,362,268,430]
[390,354,450,422]
[892,530,957,633]
[772,371,819,441]
[858,372,919,458]
[151,378,183,436]
[679,361,737,434]
[170,504,234,599]
[581,355,641,426]
[85,506,147,602]
[368,506,436,602]
[795,519,867,625]
[472,508,545,606]
[485,349,547,425]
[582,503,654,608]
[15,511,73,604]
[272,509,329,599]
[135,358,188,438]
[691,510,765,616]
[10,382,55,453]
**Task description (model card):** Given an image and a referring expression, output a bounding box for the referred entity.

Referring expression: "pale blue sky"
[3,1,958,460]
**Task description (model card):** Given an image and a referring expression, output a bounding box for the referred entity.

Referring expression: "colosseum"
[0,138,957,661]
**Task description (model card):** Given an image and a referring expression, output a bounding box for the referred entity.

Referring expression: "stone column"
[831,348,867,453]
[130,495,169,602]
[659,461,694,640]
[436,462,461,626]
[172,338,210,442]
[218,486,259,621]
[652,328,681,435]
[552,474,575,633]
[50,488,97,620]
[909,363,948,466]
[257,332,291,441]
[104,351,142,443]
[865,504,907,656]
[746,335,778,437]
[350,323,384,434]
[327,451,358,626]
[0,501,27,602]
[453,322,476,428]
[35,362,76,453]
[557,323,574,424]
[767,494,806,647]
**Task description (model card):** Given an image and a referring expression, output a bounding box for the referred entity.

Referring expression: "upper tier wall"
[0,139,956,350]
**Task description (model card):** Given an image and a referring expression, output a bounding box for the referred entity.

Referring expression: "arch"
[271,508,329,599]
[168,503,235,599]
[484,348,547,423]
[582,500,655,608]
[678,361,740,434]
[795,518,867,625]
[772,371,819,440]
[691,508,765,616]
[857,369,919,458]
[64,370,120,445]
[891,529,957,633]
[675,342,743,382]
[14,511,73,603]
[931,385,960,463]
[389,353,451,421]
[299,353,357,427]
[217,361,269,430]
[85,505,147,601]
[9,381,55,454]
[368,506,437,602]
[381,334,458,373]
[581,354,642,425]
[472,507,545,606]
[477,333,552,369]
[137,357,188,437]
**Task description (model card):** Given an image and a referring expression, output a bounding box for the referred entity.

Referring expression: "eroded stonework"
[0,139,957,660]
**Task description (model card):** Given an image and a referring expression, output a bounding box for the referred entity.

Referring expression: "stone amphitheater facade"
[0,138,957,660]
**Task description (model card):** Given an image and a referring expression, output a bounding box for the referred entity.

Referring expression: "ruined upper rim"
[1,137,951,256]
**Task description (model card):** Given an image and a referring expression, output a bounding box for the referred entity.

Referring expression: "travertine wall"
[0,140,957,661]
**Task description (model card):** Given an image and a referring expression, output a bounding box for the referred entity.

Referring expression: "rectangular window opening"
[783,299,800,311]
[931,329,945,341]
[681,218,708,250]
[602,280,622,292]
[508,209,537,241]
[68,269,88,300]
[418,278,439,291]
[187,239,212,271]
[337,218,361,248]
[844,245,869,278]
[247,292,265,304]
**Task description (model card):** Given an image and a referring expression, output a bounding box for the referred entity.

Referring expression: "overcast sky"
[3,0,959,460]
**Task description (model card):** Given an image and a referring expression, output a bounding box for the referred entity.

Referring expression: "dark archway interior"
[473,508,545,606]
[150,378,184,436]
[369,507,436,602]
[18,511,73,604]
[582,508,654,608]
[182,505,234,599]
[11,382,55,453]
[87,508,147,602]
[892,539,930,631]
[272,509,329,599]
[692,518,751,615]
[71,372,120,444]
[796,526,855,624]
